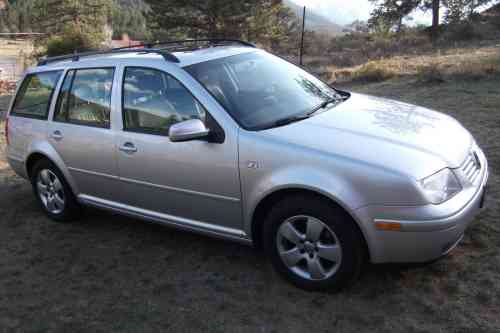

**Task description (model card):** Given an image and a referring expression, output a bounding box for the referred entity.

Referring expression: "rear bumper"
[357,162,488,264]
[7,155,28,179]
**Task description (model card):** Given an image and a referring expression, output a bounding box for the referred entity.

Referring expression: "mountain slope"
[481,3,500,16]
[283,0,344,35]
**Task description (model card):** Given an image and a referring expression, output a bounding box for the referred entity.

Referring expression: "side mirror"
[169,119,210,143]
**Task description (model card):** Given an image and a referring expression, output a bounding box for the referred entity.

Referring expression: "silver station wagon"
[5,40,488,290]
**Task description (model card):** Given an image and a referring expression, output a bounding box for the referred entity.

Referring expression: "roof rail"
[113,39,256,51]
[37,48,180,66]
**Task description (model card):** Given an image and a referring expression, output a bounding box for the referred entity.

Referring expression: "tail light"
[4,116,9,146]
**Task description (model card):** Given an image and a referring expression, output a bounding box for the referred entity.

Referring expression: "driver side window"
[122,67,206,135]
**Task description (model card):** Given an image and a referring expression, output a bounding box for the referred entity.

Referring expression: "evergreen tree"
[32,0,112,34]
[0,0,38,32]
[444,0,496,23]
[144,0,299,51]
[369,0,420,33]
[369,0,497,38]
[110,0,150,40]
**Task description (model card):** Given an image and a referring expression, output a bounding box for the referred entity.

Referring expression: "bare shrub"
[332,52,364,67]
[443,23,479,42]
[416,63,445,84]
[449,57,500,80]
[414,54,500,83]
[308,65,334,81]
[332,69,354,82]
[351,61,396,82]
[323,30,434,69]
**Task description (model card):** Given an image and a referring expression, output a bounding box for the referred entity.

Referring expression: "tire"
[30,159,81,222]
[263,194,364,291]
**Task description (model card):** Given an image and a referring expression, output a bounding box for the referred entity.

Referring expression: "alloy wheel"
[276,215,342,281]
[36,169,65,215]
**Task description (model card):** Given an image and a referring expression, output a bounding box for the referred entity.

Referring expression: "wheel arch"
[250,187,371,261]
[26,152,51,178]
[24,142,79,195]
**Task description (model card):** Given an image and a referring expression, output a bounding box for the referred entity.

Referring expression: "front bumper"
[356,156,489,264]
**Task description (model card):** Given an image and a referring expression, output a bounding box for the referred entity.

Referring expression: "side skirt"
[78,194,253,245]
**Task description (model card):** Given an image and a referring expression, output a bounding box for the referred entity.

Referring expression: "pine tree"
[110,0,150,39]
[32,0,112,34]
[369,0,497,38]
[144,0,299,51]
[369,0,421,33]
[444,0,496,23]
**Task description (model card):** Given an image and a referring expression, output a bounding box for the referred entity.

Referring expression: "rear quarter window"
[10,71,63,119]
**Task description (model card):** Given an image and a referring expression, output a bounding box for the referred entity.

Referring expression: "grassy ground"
[0,75,499,332]
[327,41,500,83]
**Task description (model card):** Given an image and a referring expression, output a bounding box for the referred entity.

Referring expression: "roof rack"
[37,48,180,66]
[37,39,255,66]
[112,39,256,52]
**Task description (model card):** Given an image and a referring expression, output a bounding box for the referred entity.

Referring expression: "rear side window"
[54,68,114,128]
[11,71,62,119]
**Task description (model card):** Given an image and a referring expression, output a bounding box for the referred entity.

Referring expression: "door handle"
[50,130,63,141]
[119,142,138,154]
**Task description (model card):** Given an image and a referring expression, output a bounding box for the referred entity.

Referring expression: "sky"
[289,0,433,26]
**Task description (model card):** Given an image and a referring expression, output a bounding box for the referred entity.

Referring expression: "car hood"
[262,93,473,179]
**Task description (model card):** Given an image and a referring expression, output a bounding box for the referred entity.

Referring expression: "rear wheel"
[263,195,364,291]
[30,159,80,222]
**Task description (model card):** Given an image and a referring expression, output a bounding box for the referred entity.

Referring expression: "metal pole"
[299,6,306,66]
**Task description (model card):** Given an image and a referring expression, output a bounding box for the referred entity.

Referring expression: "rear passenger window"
[11,71,62,119]
[54,68,114,128]
[122,67,206,135]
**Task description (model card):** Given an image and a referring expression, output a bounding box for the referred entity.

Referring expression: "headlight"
[419,168,462,204]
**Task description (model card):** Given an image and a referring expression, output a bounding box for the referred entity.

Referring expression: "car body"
[5,41,488,290]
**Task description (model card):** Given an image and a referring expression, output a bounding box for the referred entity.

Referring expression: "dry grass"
[301,18,500,73]
[328,42,500,84]
[416,62,446,84]
[0,44,499,331]
[1,77,499,331]
[349,61,396,82]
[416,57,500,83]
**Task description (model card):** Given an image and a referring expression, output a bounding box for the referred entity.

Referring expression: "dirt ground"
[0,76,499,332]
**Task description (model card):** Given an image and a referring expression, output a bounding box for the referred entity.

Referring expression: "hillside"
[482,3,500,16]
[283,0,344,35]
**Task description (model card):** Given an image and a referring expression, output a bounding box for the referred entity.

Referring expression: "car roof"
[173,46,258,67]
[32,46,258,73]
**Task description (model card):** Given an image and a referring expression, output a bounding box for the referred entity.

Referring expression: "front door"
[48,67,120,201]
[115,66,242,233]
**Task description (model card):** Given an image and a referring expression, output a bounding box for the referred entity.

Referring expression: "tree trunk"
[397,16,403,33]
[431,0,440,40]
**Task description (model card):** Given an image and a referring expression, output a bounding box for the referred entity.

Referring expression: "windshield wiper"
[307,97,339,116]
[273,114,311,127]
[266,97,341,129]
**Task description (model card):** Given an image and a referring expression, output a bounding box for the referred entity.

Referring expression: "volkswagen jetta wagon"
[5,40,488,290]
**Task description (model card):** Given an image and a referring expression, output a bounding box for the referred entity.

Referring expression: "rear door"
[48,67,121,200]
[7,70,63,165]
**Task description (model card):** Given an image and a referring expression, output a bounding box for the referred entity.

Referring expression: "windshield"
[184,51,343,130]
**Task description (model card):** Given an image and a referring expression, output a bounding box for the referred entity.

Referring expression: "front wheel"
[263,195,365,291]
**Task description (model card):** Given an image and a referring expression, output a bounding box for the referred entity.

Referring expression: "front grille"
[461,150,482,184]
